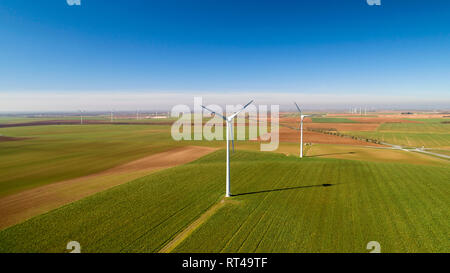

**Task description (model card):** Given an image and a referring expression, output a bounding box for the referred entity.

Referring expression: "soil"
[0,146,218,230]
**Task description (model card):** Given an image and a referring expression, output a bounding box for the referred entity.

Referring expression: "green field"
[343,120,450,148]
[0,124,183,197]
[1,150,448,253]
[0,119,259,197]
[0,117,50,124]
[380,120,449,133]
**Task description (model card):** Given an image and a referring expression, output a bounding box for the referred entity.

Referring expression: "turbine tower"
[79,110,84,125]
[201,100,254,197]
[294,102,310,158]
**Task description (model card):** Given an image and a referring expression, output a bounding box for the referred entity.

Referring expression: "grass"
[379,122,449,133]
[1,150,448,253]
[0,118,270,197]
[0,151,227,252]
[342,121,450,148]
[0,124,186,197]
[405,118,450,124]
[0,115,177,124]
[306,144,448,166]
[344,131,450,148]
[0,117,52,124]
[174,152,450,253]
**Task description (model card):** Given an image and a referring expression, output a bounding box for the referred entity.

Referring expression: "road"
[380,142,450,159]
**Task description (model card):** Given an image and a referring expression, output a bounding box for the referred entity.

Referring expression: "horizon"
[0,91,449,113]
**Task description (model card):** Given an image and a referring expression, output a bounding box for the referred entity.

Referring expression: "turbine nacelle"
[201,100,254,153]
[301,114,310,120]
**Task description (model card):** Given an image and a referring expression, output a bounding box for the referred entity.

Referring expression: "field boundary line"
[158,198,226,253]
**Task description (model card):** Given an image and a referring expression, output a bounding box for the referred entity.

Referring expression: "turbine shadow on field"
[308,152,355,157]
[232,183,335,197]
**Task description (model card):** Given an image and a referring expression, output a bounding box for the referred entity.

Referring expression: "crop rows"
[1,150,448,253]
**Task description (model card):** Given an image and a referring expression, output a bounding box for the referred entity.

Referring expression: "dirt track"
[0,146,217,230]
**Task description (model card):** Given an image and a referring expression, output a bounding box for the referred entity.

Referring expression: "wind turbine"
[79,110,84,125]
[294,102,310,158]
[201,100,254,197]
[110,110,114,122]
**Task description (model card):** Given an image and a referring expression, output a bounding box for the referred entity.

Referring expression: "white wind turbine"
[79,110,84,125]
[294,102,310,158]
[201,100,254,197]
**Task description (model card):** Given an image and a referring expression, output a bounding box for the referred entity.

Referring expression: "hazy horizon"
[0,91,449,113]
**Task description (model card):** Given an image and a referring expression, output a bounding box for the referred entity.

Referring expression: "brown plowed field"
[277,118,379,132]
[0,146,217,230]
[382,114,448,119]
[327,113,448,119]
[303,122,379,131]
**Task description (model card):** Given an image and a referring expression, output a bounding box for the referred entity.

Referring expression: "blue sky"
[0,0,449,110]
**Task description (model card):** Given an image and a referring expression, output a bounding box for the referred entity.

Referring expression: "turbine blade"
[294,102,302,113]
[242,99,254,109]
[229,100,254,119]
[201,105,226,120]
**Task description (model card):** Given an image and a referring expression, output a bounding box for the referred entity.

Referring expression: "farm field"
[0,113,449,253]
[310,117,357,123]
[306,144,448,166]
[428,149,450,156]
[3,0,450,257]
[342,120,450,148]
[0,145,216,230]
[283,114,450,149]
[174,151,449,253]
[0,150,448,253]
[0,123,193,197]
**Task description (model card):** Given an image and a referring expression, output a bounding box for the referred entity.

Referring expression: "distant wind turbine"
[201,100,254,197]
[79,110,84,125]
[294,102,310,158]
